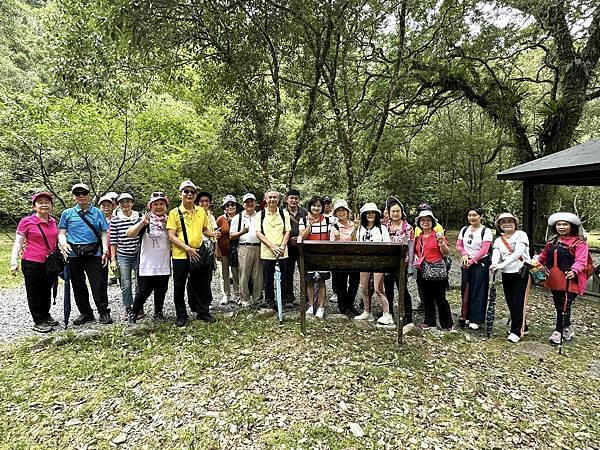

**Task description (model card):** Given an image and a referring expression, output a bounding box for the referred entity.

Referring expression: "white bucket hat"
[495,212,519,228]
[333,199,351,214]
[359,202,380,218]
[548,212,581,227]
[221,195,238,207]
[415,210,438,227]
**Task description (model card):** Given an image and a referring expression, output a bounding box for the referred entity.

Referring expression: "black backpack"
[260,208,287,234]
[459,226,493,257]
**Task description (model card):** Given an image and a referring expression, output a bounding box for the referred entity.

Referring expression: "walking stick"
[558,278,570,355]
[274,254,284,325]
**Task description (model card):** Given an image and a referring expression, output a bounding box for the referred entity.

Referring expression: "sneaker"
[136,310,146,320]
[72,314,94,326]
[175,317,188,327]
[329,294,338,302]
[239,300,250,307]
[315,307,325,319]
[562,326,574,341]
[198,313,216,324]
[306,306,314,316]
[354,311,374,321]
[153,312,166,323]
[377,312,395,326]
[468,323,479,330]
[523,325,530,335]
[127,312,137,325]
[123,307,131,321]
[548,330,562,344]
[32,323,53,333]
[418,323,432,330]
[99,313,113,325]
[45,315,59,326]
[507,333,520,343]
[219,295,229,306]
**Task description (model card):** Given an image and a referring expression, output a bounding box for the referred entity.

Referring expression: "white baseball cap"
[221,195,238,207]
[117,193,133,203]
[242,193,256,203]
[71,183,90,193]
[98,194,113,205]
[178,180,197,192]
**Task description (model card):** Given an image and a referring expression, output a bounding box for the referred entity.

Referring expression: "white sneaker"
[315,308,325,319]
[507,333,520,343]
[354,311,374,321]
[377,312,394,326]
[219,295,229,306]
[548,330,562,344]
[468,323,479,330]
[330,294,338,302]
[307,306,314,316]
[562,326,574,340]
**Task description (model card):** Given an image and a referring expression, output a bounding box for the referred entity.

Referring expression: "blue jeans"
[117,254,137,308]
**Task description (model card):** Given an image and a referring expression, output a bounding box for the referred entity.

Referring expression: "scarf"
[148,212,167,236]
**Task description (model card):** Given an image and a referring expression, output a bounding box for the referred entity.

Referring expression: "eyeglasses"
[73,191,89,197]
[467,233,473,245]
[152,191,165,197]
[182,189,196,195]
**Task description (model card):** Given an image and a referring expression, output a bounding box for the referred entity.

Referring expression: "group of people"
[9,181,593,346]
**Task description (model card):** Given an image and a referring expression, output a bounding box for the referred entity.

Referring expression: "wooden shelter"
[497,138,600,297]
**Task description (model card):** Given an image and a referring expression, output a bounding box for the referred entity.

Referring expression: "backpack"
[460,226,493,257]
[260,208,287,235]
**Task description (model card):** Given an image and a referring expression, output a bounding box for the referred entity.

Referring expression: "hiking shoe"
[153,312,166,322]
[72,314,94,325]
[306,305,314,316]
[354,311,374,321]
[32,323,53,333]
[219,295,229,306]
[562,326,574,341]
[468,323,480,330]
[136,310,146,320]
[198,313,216,324]
[175,317,188,327]
[329,293,337,302]
[99,313,113,325]
[548,330,562,344]
[315,307,325,319]
[127,311,137,325]
[507,333,520,343]
[377,312,395,326]
[45,315,59,326]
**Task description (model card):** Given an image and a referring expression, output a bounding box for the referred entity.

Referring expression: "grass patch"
[0,229,19,289]
[1,291,599,449]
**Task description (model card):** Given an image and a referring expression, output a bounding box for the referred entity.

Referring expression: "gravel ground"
[0,258,463,343]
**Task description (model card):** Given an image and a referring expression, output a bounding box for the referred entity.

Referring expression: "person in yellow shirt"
[167,180,221,327]
[256,188,291,310]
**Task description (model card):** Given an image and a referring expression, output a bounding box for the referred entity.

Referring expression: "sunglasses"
[152,191,165,197]
[73,191,89,197]
[224,203,236,208]
[182,189,196,195]
[467,233,473,245]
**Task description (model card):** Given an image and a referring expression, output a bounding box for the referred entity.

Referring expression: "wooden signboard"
[297,241,408,345]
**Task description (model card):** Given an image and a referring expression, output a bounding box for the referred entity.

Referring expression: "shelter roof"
[497,139,600,185]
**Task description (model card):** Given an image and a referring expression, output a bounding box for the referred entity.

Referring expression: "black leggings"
[384,271,412,322]
[551,290,577,332]
[131,275,169,315]
[21,259,54,325]
[419,272,453,329]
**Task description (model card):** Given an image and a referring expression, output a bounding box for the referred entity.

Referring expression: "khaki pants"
[220,255,239,297]
[238,245,263,303]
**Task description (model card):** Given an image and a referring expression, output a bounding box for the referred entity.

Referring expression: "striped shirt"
[110,211,142,257]
[299,215,332,241]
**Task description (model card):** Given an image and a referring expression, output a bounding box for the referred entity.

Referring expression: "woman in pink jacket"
[536,212,590,344]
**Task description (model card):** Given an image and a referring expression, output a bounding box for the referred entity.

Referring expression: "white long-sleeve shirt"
[491,230,530,273]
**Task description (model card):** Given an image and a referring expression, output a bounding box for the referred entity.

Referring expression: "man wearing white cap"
[230,193,263,306]
[166,180,221,326]
[58,183,112,325]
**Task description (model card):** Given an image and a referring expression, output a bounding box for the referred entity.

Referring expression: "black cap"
[322,196,332,204]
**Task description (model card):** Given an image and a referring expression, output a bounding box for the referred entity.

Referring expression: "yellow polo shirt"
[166,204,209,259]
[256,208,291,260]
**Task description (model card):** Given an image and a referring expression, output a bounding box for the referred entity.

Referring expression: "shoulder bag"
[36,223,65,276]
[178,209,213,268]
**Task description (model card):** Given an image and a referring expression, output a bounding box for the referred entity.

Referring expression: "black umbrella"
[62,261,72,329]
[486,272,497,338]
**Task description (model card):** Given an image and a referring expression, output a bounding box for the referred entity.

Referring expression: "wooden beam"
[522,180,535,255]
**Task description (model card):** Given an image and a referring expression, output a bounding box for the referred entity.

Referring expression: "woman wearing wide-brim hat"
[536,212,590,344]
[414,210,453,330]
[354,202,394,325]
[10,192,61,333]
[216,194,241,306]
[383,196,415,325]
[491,212,531,343]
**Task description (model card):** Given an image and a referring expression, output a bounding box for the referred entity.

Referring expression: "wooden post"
[522,180,535,255]
[396,246,407,346]
[298,243,307,335]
